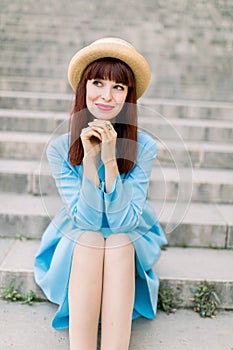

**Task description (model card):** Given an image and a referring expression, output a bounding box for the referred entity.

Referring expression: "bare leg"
[101,234,135,350]
[68,231,105,350]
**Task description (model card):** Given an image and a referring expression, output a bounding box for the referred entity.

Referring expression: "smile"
[96,103,115,111]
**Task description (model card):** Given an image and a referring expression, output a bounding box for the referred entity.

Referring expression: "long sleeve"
[46,134,104,230]
[103,134,157,233]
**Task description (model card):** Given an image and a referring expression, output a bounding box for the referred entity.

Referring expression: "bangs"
[83,58,135,87]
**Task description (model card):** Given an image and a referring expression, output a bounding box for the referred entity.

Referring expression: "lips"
[96,103,114,111]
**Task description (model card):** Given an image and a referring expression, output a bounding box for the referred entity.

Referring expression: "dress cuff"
[80,176,104,212]
[104,174,133,213]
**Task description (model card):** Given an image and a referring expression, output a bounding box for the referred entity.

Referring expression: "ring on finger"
[106,123,112,130]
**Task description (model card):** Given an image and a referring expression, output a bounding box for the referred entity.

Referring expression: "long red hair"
[69,58,138,174]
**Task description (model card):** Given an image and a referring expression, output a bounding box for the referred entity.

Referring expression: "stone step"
[0,193,61,240]
[1,26,83,43]
[0,131,233,168]
[0,193,232,249]
[0,11,99,29]
[150,166,233,204]
[1,91,233,120]
[0,24,87,39]
[153,200,232,249]
[0,40,80,56]
[0,76,69,94]
[0,109,69,134]
[142,98,233,121]
[1,14,232,52]
[0,91,72,112]
[0,41,75,55]
[0,131,50,160]
[0,159,233,204]
[0,65,66,79]
[154,247,233,310]
[157,139,233,169]
[0,159,56,196]
[0,54,67,67]
[0,239,232,309]
[1,0,233,103]
[0,108,232,143]
[141,116,233,143]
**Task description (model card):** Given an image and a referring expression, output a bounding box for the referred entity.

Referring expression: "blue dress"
[34,130,167,329]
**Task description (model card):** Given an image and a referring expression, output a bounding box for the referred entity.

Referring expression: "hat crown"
[91,37,135,50]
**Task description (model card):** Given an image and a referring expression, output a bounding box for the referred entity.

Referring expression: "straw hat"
[68,37,151,99]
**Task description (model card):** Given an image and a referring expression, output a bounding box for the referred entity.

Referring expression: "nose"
[101,85,112,101]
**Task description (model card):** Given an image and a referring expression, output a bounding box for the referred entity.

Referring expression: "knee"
[105,234,135,253]
[75,231,105,250]
[105,235,135,273]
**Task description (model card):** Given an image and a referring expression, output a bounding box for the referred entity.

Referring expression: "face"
[86,79,128,120]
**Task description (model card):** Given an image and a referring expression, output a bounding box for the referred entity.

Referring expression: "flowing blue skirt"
[34,205,167,329]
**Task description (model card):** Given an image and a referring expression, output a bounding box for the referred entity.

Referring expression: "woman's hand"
[80,126,102,188]
[80,126,101,160]
[88,119,117,165]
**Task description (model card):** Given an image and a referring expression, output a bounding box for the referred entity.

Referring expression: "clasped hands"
[80,119,117,165]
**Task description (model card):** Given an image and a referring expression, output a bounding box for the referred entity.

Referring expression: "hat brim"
[68,41,151,99]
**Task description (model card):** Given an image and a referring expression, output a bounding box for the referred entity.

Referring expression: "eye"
[92,80,102,87]
[114,84,125,91]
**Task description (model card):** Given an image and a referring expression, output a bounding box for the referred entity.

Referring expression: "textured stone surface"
[0,239,15,265]
[1,131,233,167]
[217,204,233,249]
[1,108,233,142]
[0,301,233,350]
[155,247,233,309]
[0,193,61,238]
[0,0,233,101]
[1,240,233,308]
[1,159,233,203]
[0,192,231,248]
[0,4,233,343]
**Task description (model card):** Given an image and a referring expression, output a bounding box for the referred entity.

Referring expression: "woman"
[34,37,167,350]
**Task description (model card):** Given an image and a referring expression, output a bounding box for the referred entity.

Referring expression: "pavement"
[0,300,233,350]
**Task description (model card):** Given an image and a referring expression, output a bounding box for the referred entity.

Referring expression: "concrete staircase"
[0,0,233,316]
[0,98,233,310]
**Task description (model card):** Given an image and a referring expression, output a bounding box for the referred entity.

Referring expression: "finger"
[81,127,102,140]
[91,121,114,133]
[89,120,113,129]
[105,123,112,131]
[90,126,115,141]
[89,126,107,137]
[80,127,91,136]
